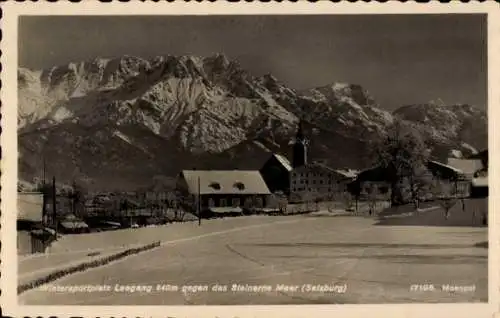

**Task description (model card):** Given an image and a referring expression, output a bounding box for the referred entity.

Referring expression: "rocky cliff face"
[393,102,487,153]
[18,54,487,191]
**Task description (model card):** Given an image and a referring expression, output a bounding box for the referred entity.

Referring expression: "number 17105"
[410,284,435,292]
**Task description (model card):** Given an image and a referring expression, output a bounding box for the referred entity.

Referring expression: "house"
[349,159,472,202]
[177,170,271,216]
[289,162,355,203]
[17,192,56,255]
[426,160,471,197]
[58,214,90,234]
[347,165,391,200]
[445,155,488,198]
[259,153,293,195]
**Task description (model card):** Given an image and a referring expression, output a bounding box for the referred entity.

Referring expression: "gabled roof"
[181,170,271,195]
[446,158,484,176]
[292,162,355,180]
[60,221,89,229]
[426,160,470,181]
[355,165,388,182]
[18,192,44,222]
[334,169,359,179]
[355,160,467,183]
[428,160,464,174]
[273,154,293,172]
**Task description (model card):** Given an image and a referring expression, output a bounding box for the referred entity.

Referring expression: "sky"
[19,14,487,111]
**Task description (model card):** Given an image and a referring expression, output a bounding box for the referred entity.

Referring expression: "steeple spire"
[296,120,305,141]
[292,120,309,168]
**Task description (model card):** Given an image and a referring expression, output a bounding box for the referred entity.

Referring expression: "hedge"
[18,241,161,294]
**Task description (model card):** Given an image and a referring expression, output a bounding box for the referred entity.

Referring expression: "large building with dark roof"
[289,162,355,202]
[259,153,293,195]
[286,120,355,202]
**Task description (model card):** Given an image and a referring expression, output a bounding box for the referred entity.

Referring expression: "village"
[17,120,488,256]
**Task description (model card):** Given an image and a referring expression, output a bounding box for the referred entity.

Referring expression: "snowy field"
[19,202,487,305]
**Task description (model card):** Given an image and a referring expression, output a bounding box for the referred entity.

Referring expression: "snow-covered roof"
[472,176,488,188]
[273,154,293,172]
[446,158,484,176]
[18,192,43,222]
[293,163,355,180]
[208,207,243,214]
[428,160,464,175]
[60,221,89,229]
[334,169,359,179]
[181,170,271,195]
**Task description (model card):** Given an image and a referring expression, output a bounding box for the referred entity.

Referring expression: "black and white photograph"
[1,2,498,318]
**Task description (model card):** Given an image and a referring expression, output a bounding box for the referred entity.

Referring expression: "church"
[258,121,356,202]
[288,121,355,203]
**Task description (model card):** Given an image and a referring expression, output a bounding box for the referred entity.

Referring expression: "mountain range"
[18,54,487,191]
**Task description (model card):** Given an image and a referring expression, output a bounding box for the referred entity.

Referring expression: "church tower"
[292,120,309,168]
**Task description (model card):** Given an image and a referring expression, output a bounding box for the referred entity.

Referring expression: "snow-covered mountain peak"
[17,53,487,190]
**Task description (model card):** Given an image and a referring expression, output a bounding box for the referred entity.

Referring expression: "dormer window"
[209,182,221,190]
[234,182,245,190]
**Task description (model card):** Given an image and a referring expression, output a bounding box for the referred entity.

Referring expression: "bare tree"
[431,179,457,220]
[410,164,434,209]
[67,179,88,218]
[366,183,380,216]
[172,190,191,222]
[371,122,430,207]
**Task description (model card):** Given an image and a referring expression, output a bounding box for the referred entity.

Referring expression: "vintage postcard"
[1,1,499,318]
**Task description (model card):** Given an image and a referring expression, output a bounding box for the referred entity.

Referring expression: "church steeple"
[292,120,309,168]
[296,121,305,141]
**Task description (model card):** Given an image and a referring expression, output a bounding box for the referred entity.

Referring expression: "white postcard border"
[1,2,499,318]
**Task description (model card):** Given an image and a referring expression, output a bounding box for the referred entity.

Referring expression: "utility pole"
[71,179,76,216]
[42,158,47,226]
[198,176,201,226]
[52,176,58,235]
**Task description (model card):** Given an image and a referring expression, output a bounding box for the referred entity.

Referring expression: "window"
[312,180,316,184]
[220,198,227,207]
[232,198,240,207]
[234,182,245,190]
[244,197,253,208]
[208,198,215,207]
[319,180,323,184]
[209,182,221,190]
